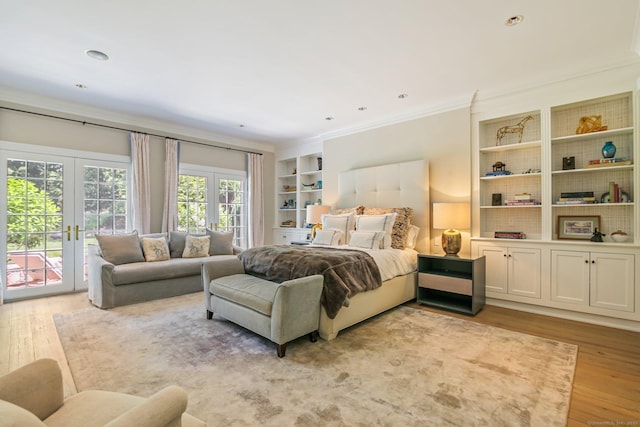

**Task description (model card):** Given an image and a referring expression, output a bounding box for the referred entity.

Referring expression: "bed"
[251,159,429,340]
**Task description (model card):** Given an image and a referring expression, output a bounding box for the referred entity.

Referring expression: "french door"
[1,148,129,301]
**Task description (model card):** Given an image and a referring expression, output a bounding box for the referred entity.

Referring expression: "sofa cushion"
[110,256,235,286]
[140,236,170,262]
[182,235,210,258]
[206,229,234,255]
[43,390,143,427]
[209,274,280,316]
[96,231,145,265]
[0,400,45,427]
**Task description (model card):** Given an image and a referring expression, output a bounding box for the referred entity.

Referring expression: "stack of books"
[607,181,626,203]
[485,170,512,176]
[505,193,540,206]
[585,157,631,168]
[494,231,526,239]
[556,191,596,205]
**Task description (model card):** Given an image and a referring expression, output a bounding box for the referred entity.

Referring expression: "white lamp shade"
[433,203,470,230]
[306,205,331,225]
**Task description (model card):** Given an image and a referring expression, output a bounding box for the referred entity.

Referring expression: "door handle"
[64,225,72,241]
[75,225,85,241]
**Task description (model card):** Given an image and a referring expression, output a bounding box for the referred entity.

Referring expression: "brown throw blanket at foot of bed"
[238,245,382,319]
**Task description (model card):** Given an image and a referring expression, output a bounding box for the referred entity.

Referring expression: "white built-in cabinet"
[472,81,640,327]
[477,244,541,299]
[274,148,323,244]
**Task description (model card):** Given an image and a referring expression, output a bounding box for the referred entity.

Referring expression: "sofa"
[88,230,241,309]
[0,358,205,427]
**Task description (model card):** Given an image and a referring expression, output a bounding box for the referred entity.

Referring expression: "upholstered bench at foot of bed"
[202,258,324,357]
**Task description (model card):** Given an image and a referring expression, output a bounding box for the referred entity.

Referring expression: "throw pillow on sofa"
[182,235,211,258]
[206,228,234,255]
[95,231,145,265]
[141,236,171,262]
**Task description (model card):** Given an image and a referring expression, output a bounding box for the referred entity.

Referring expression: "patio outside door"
[1,150,128,301]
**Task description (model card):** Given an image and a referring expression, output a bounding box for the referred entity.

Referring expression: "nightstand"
[417,254,485,315]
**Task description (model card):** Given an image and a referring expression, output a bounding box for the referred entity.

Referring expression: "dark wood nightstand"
[417,254,486,315]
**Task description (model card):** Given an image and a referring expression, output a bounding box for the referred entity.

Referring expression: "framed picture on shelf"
[557,215,600,240]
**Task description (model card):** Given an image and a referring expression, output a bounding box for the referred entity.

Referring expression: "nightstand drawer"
[419,272,472,296]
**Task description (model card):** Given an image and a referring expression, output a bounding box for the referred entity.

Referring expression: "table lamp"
[433,203,470,256]
[306,205,331,238]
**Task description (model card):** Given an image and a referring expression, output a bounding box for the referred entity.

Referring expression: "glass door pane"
[217,175,246,248]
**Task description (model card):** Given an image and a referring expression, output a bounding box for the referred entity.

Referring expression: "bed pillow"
[321,212,355,245]
[206,229,234,255]
[141,236,171,262]
[95,231,145,265]
[331,205,365,216]
[348,230,385,250]
[363,207,414,249]
[355,213,397,249]
[405,225,420,249]
[182,235,211,258]
[312,229,343,246]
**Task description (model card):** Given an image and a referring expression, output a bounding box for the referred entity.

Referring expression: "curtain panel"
[247,153,264,247]
[161,138,180,233]
[130,132,151,234]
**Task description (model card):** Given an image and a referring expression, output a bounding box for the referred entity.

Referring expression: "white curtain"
[161,138,180,233]
[130,132,151,234]
[247,153,264,247]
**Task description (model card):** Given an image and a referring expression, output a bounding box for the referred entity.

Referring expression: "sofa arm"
[232,245,243,255]
[271,275,324,344]
[104,385,188,427]
[0,359,63,421]
[87,244,116,308]
[202,258,245,312]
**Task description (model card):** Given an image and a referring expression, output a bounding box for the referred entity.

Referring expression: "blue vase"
[602,141,616,158]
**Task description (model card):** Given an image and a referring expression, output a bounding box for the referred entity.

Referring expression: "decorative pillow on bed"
[355,213,397,249]
[331,205,365,216]
[182,235,211,258]
[95,231,145,265]
[363,207,414,249]
[405,225,420,249]
[312,229,343,246]
[141,236,171,262]
[348,230,385,250]
[321,212,356,245]
[206,228,234,255]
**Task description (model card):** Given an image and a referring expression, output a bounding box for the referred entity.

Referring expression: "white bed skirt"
[318,272,417,340]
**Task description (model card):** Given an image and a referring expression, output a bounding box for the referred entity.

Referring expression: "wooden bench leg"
[277,343,287,358]
[206,310,213,320]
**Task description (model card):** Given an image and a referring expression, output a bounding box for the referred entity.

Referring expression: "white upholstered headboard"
[338,159,429,252]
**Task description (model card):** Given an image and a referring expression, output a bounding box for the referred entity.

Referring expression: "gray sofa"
[88,230,241,309]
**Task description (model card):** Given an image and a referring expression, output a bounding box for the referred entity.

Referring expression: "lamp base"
[441,229,462,256]
[311,224,323,238]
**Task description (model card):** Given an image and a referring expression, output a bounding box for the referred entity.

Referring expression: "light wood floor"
[1,292,638,426]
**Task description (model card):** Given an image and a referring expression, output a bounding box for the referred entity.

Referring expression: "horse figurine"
[496,115,533,145]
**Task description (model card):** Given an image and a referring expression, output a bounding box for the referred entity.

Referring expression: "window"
[178,166,247,248]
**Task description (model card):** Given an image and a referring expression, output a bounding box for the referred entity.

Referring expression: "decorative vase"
[317,157,323,171]
[602,141,616,158]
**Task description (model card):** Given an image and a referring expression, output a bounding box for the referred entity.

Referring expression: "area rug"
[54,293,577,426]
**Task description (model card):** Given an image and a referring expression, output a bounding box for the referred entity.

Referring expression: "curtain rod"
[0,106,263,156]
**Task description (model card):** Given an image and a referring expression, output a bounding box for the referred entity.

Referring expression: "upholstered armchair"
[0,358,205,427]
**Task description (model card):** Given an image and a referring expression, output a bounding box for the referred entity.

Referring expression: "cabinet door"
[508,247,541,298]
[478,245,507,294]
[551,250,589,305]
[590,252,635,312]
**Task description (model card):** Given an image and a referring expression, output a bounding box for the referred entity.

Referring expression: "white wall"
[0,102,275,236]
[322,107,472,256]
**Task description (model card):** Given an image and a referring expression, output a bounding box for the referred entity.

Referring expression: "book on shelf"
[504,200,540,206]
[555,200,597,205]
[494,231,526,239]
[585,157,631,168]
[560,191,594,198]
[514,193,532,200]
[485,171,512,177]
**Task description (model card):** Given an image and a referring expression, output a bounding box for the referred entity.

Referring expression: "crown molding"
[0,87,276,153]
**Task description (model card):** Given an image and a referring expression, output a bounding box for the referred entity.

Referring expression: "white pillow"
[355,213,397,249]
[141,236,170,262]
[322,212,355,244]
[182,235,211,258]
[405,225,420,249]
[348,230,385,250]
[312,229,343,246]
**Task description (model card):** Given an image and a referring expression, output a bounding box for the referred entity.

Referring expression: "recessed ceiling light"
[239,124,245,128]
[75,83,87,89]
[505,15,523,26]
[398,94,408,99]
[358,106,367,111]
[85,49,109,61]
[325,117,334,121]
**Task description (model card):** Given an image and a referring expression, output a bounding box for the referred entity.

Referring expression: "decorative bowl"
[610,230,628,242]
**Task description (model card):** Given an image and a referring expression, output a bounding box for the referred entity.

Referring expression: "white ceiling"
[1,1,639,147]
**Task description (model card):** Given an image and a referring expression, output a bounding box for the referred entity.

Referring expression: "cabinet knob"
[592,260,596,264]
[584,259,589,263]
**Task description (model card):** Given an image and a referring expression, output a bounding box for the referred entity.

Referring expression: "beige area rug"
[54,293,577,426]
